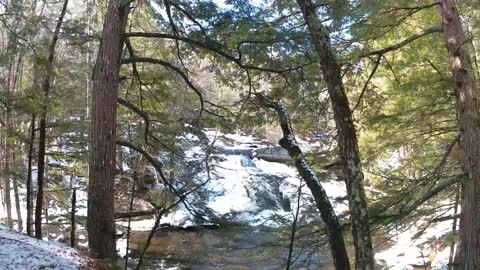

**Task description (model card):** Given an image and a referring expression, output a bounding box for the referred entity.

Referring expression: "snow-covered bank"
[0,225,92,269]
[375,212,454,270]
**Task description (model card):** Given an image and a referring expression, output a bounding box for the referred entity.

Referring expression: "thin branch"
[352,55,382,112]
[125,32,310,73]
[122,57,204,117]
[361,27,442,57]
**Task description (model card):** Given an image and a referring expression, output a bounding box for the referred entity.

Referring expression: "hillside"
[0,225,92,270]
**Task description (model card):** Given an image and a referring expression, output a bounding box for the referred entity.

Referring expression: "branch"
[116,139,207,219]
[125,32,309,73]
[352,55,382,112]
[117,97,186,156]
[116,140,169,185]
[115,209,156,219]
[164,0,208,36]
[374,176,462,223]
[429,134,461,178]
[122,57,204,118]
[381,2,438,14]
[118,97,150,144]
[361,27,442,57]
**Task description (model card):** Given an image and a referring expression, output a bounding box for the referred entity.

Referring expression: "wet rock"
[253,146,291,163]
[218,147,254,156]
[240,155,256,167]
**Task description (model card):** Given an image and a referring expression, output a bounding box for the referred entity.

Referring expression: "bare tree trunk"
[3,141,13,229]
[26,114,35,236]
[70,183,76,248]
[88,0,130,259]
[12,53,23,232]
[286,178,302,270]
[3,56,14,229]
[34,0,69,239]
[124,180,135,269]
[449,183,460,270]
[257,94,351,270]
[439,0,480,269]
[295,0,374,269]
[12,166,22,231]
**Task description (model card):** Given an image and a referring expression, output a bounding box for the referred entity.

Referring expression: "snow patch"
[0,225,91,269]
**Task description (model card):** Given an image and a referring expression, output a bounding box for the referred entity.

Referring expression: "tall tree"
[438,0,480,268]
[34,0,69,239]
[295,0,375,268]
[3,57,13,229]
[87,0,130,259]
[26,114,36,236]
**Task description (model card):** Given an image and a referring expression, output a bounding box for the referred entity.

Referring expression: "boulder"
[253,146,291,163]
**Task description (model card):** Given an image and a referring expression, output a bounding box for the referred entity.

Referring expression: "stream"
[115,131,337,269]
[28,130,453,269]
[124,225,332,270]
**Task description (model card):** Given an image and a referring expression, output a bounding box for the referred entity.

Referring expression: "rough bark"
[257,94,350,270]
[34,113,47,238]
[87,0,130,259]
[295,0,374,268]
[438,0,480,268]
[35,0,69,239]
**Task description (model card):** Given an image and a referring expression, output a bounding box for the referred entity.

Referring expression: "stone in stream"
[253,146,291,163]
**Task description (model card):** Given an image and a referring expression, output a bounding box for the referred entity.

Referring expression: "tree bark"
[438,0,480,268]
[87,0,130,259]
[26,114,35,236]
[12,53,24,232]
[12,152,23,232]
[3,57,13,229]
[295,0,374,269]
[256,94,351,270]
[34,0,69,239]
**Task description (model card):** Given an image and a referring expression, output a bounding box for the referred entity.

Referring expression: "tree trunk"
[256,94,351,270]
[12,53,24,232]
[3,136,13,229]
[26,114,36,236]
[34,0,69,239]
[439,0,480,269]
[34,110,47,238]
[12,158,23,231]
[295,0,374,268]
[3,54,14,229]
[87,0,130,259]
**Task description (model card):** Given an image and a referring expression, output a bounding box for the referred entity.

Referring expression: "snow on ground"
[0,225,91,270]
[375,206,455,269]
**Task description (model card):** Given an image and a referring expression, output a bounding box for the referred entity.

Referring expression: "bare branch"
[361,27,442,57]
[352,55,382,112]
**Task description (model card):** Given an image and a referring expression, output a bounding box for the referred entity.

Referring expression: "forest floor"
[0,225,92,270]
